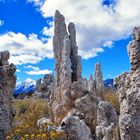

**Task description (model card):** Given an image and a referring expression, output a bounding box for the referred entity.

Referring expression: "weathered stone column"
[118,27,140,140]
[94,63,104,96]
[68,22,82,82]
[0,51,16,139]
[53,10,68,86]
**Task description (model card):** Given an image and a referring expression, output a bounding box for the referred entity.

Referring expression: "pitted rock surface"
[0,51,16,139]
[115,27,140,140]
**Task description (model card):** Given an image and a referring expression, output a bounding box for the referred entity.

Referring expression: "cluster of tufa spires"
[0,10,140,140]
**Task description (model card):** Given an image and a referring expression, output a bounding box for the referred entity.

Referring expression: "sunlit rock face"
[0,51,16,139]
[115,27,140,140]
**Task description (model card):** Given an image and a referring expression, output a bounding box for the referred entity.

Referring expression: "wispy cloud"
[28,0,140,59]
[24,65,39,71]
[26,0,43,6]
[25,69,52,75]
[0,20,4,26]
[24,65,52,75]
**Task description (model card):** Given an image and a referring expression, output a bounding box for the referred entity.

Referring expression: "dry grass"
[6,99,67,140]
[103,90,120,115]
[12,99,51,128]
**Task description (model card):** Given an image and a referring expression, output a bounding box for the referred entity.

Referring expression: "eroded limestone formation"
[53,10,68,87]
[82,63,104,96]
[115,27,140,140]
[0,51,16,139]
[81,63,104,96]
[87,75,96,92]
[32,74,54,99]
[94,63,104,96]
[61,112,93,140]
[51,10,83,123]
[53,10,82,87]
[96,101,119,140]
[51,10,118,140]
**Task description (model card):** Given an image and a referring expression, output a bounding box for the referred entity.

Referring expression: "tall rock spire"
[53,10,68,86]
[0,51,16,139]
[94,63,104,96]
[68,22,82,82]
[53,10,82,86]
[52,10,83,123]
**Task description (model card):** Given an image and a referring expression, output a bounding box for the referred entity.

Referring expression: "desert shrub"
[103,90,120,115]
[12,99,52,128]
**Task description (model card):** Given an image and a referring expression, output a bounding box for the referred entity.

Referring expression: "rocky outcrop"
[82,63,104,96]
[61,113,93,140]
[37,74,54,92]
[36,78,42,90]
[0,51,16,139]
[96,101,119,140]
[32,74,54,99]
[94,63,104,96]
[37,118,53,129]
[115,27,140,140]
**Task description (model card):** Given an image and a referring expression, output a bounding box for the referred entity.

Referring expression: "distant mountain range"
[104,79,114,89]
[13,79,114,97]
[13,80,36,97]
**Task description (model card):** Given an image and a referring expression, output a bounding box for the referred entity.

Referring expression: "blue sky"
[0,0,138,83]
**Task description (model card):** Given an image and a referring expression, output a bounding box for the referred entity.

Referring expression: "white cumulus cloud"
[28,0,140,59]
[0,32,53,65]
